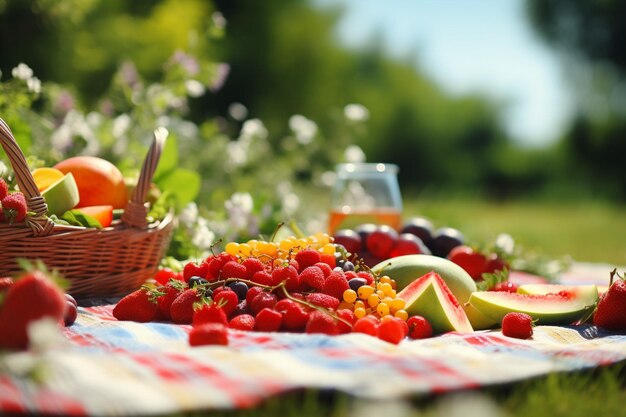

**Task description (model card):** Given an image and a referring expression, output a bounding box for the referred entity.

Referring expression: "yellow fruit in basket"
[41,173,80,216]
[54,156,128,209]
[32,167,65,192]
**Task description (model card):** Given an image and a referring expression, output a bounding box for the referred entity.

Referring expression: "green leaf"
[155,168,201,208]
[153,131,179,182]
[61,210,103,228]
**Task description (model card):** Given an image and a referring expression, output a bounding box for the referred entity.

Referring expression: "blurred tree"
[527,0,626,199]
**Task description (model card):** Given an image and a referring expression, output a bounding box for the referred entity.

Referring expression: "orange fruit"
[54,156,128,209]
[31,167,65,192]
[75,205,114,228]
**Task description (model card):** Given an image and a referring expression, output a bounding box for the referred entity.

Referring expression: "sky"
[314,0,573,147]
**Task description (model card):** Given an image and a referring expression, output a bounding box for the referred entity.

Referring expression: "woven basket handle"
[0,118,56,236]
[121,127,168,228]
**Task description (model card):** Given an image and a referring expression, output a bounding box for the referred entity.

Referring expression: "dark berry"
[228,281,249,301]
[332,229,363,255]
[348,277,368,292]
[342,261,355,272]
[401,217,434,246]
[430,227,465,257]
[188,276,209,288]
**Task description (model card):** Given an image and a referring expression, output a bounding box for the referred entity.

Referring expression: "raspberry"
[407,315,433,339]
[213,288,239,317]
[229,314,255,331]
[193,303,228,327]
[275,299,309,331]
[254,308,283,332]
[322,272,350,300]
[353,316,379,336]
[242,258,265,279]
[378,317,405,344]
[295,249,321,271]
[0,178,8,200]
[502,312,534,339]
[313,262,333,278]
[299,266,325,290]
[305,310,338,335]
[249,291,277,315]
[305,293,340,310]
[1,192,27,224]
[222,261,247,280]
[189,323,228,346]
[271,265,299,291]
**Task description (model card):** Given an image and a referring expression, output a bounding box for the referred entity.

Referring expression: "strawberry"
[501,312,534,339]
[0,277,14,293]
[322,271,350,300]
[251,270,273,286]
[183,261,209,283]
[336,309,355,334]
[229,314,256,331]
[271,265,299,291]
[189,323,228,346]
[155,280,187,321]
[313,262,333,278]
[305,293,340,310]
[1,192,27,224]
[222,261,247,280]
[447,245,488,281]
[213,288,239,317]
[305,310,338,335]
[153,268,180,285]
[353,316,379,337]
[242,258,265,279]
[319,253,336,269]
[170,288,203,324]
[193,302,228,327]
[299,266,325,291]
[275,299,309,331]
[254,308,282,332]
[112,287,158,322]
[0,270,67,349]
[295,249,321,271]
[593,270,626,331]
[0,178,8,200]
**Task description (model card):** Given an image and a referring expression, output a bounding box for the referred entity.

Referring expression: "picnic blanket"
[1,263,625,416]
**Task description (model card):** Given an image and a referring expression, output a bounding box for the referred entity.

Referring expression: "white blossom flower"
[179,202,199,228]
[344,145,366,163]
[212,11,227,29]
[495,233,515,255]
[112,114,131,138]
[282,192,300,215]
[0,161,8,177]
[344,103,370,122]
[26,77,41,94]
[12,63,33,80]
[228,102,248,121]
[225,192,254,215]
[191,218,215,250]
[227,141,248,167]
[289,114,317,145]
[240,118,268,140]
[320,170,336,187]
[185,79,206,98]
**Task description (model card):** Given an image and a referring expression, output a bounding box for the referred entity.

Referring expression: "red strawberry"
[305,310,338,335]
[1,192,27,224]
[183,261,209,283]
[501,312,534,339]
[378,317,405,344]
[0,270,67,349]
[213,288,239,317]
[251,270,273,286]
[353,316,379,337]
[242,258,265,279]
[313,262,333,278]
[276,299,309,331]
[336,309,356,334]
[295,249,321,271]
[299,266,325,290]
[206,253,237,280]
[322,271,350,300]
[154,268,180,285]
[593,271,626,331]
[0,277,14,293]
[155,280,187,320]
[271,265,299,291]
[193,303,228,327]
[0,178,8,200]
[222,261,247,279]
[113,287,158,322]
[170,288,203,324]
[407,315,433,339]
[319,253,336,269]
[189,323,228,346]
[305,293,340,310]
[229,314,256,331]
[254,308,283,332]
[447,245,488,281]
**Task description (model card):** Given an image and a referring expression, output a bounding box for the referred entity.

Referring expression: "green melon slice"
[469,290,597,325]
[42,173,80,216]
[398,271,473,334]
[517,284,599,300]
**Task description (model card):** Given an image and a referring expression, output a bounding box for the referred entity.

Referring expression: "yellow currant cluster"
[340,276,408,321]
[224,232,334,264]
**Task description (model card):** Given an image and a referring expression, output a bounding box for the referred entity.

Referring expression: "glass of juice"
[328,163,403,234]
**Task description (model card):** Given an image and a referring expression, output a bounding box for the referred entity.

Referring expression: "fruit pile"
[332,217,511,288]
[0,266,77,350]
[112,233,436,346]
[0,178,27,224]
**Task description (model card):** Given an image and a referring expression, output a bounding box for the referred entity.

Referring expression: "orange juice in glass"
[328,163,403,234]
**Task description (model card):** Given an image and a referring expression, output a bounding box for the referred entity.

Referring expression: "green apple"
[398,271,473,334]
[469,289,598,325]
[42,173,80,216]
[372,254,477,303]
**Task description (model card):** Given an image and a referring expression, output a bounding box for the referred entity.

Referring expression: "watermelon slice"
[469,289,598,325]
[397,271,473,334]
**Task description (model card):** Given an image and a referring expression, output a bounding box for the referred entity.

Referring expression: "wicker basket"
[0,118,174,298]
